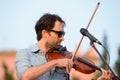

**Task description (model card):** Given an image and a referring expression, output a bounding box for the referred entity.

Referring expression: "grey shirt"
[15,44,67,80]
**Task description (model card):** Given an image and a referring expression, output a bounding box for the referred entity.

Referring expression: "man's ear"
[42,29,48,38]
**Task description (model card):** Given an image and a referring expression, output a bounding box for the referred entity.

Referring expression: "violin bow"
[66,2,100,76]
[71,2,100,60]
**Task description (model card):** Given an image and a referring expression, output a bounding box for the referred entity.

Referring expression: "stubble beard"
[46,40,61,50]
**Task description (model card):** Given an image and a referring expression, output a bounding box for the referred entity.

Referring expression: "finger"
[65,64,70,74]
[100,69,107,79]
[64,58,68,66]
[107,71,113,80]
[65,66,69,74]
[106,71,110,80]
[68,59,73,69]
[101,69,105,76]
[105,71,109,80]
[64,59,69,73]
[65,59,73,73]
[105,70,113,80]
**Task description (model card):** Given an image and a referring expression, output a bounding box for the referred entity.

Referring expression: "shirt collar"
[30,44,41,54]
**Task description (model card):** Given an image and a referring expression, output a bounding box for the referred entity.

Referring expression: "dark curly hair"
[35,13,65,41]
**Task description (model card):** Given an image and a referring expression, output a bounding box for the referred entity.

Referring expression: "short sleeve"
[14,49,31,80]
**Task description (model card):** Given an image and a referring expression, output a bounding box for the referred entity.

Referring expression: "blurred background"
[0,0,120,80]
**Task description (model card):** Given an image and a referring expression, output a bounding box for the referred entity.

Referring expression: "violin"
[46,45,101,74]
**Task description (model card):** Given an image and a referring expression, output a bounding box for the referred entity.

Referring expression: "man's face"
[46,20,65,48]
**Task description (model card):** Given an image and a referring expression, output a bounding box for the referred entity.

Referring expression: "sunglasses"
[47,29,65,37]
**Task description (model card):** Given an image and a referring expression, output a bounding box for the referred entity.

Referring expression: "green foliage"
[94,71,102,80]
[2,62,13,80]
[114,47,120,78]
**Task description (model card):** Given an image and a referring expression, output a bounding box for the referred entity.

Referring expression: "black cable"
[101,44,110,68]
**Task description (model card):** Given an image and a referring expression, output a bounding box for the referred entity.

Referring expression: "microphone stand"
[90,42,120,80]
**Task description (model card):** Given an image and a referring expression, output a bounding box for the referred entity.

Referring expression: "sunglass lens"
[58,32,65,37]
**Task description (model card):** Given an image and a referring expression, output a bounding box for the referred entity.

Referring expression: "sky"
[0,0,120,68]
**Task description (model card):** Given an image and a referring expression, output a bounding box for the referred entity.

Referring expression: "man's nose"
[59,35,64,41]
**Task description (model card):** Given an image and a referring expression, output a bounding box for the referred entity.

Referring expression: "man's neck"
[37,40,49,55]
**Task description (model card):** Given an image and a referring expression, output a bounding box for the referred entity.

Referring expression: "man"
[15,13,113,80]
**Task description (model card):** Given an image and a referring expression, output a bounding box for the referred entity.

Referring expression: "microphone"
[80,28,102,45]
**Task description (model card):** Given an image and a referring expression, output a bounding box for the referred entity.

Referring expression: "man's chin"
[56,44,61,46]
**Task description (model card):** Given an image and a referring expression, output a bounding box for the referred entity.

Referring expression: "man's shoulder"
[16,44,37,53]
[15,48,31,57]
[17,48,30,53]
